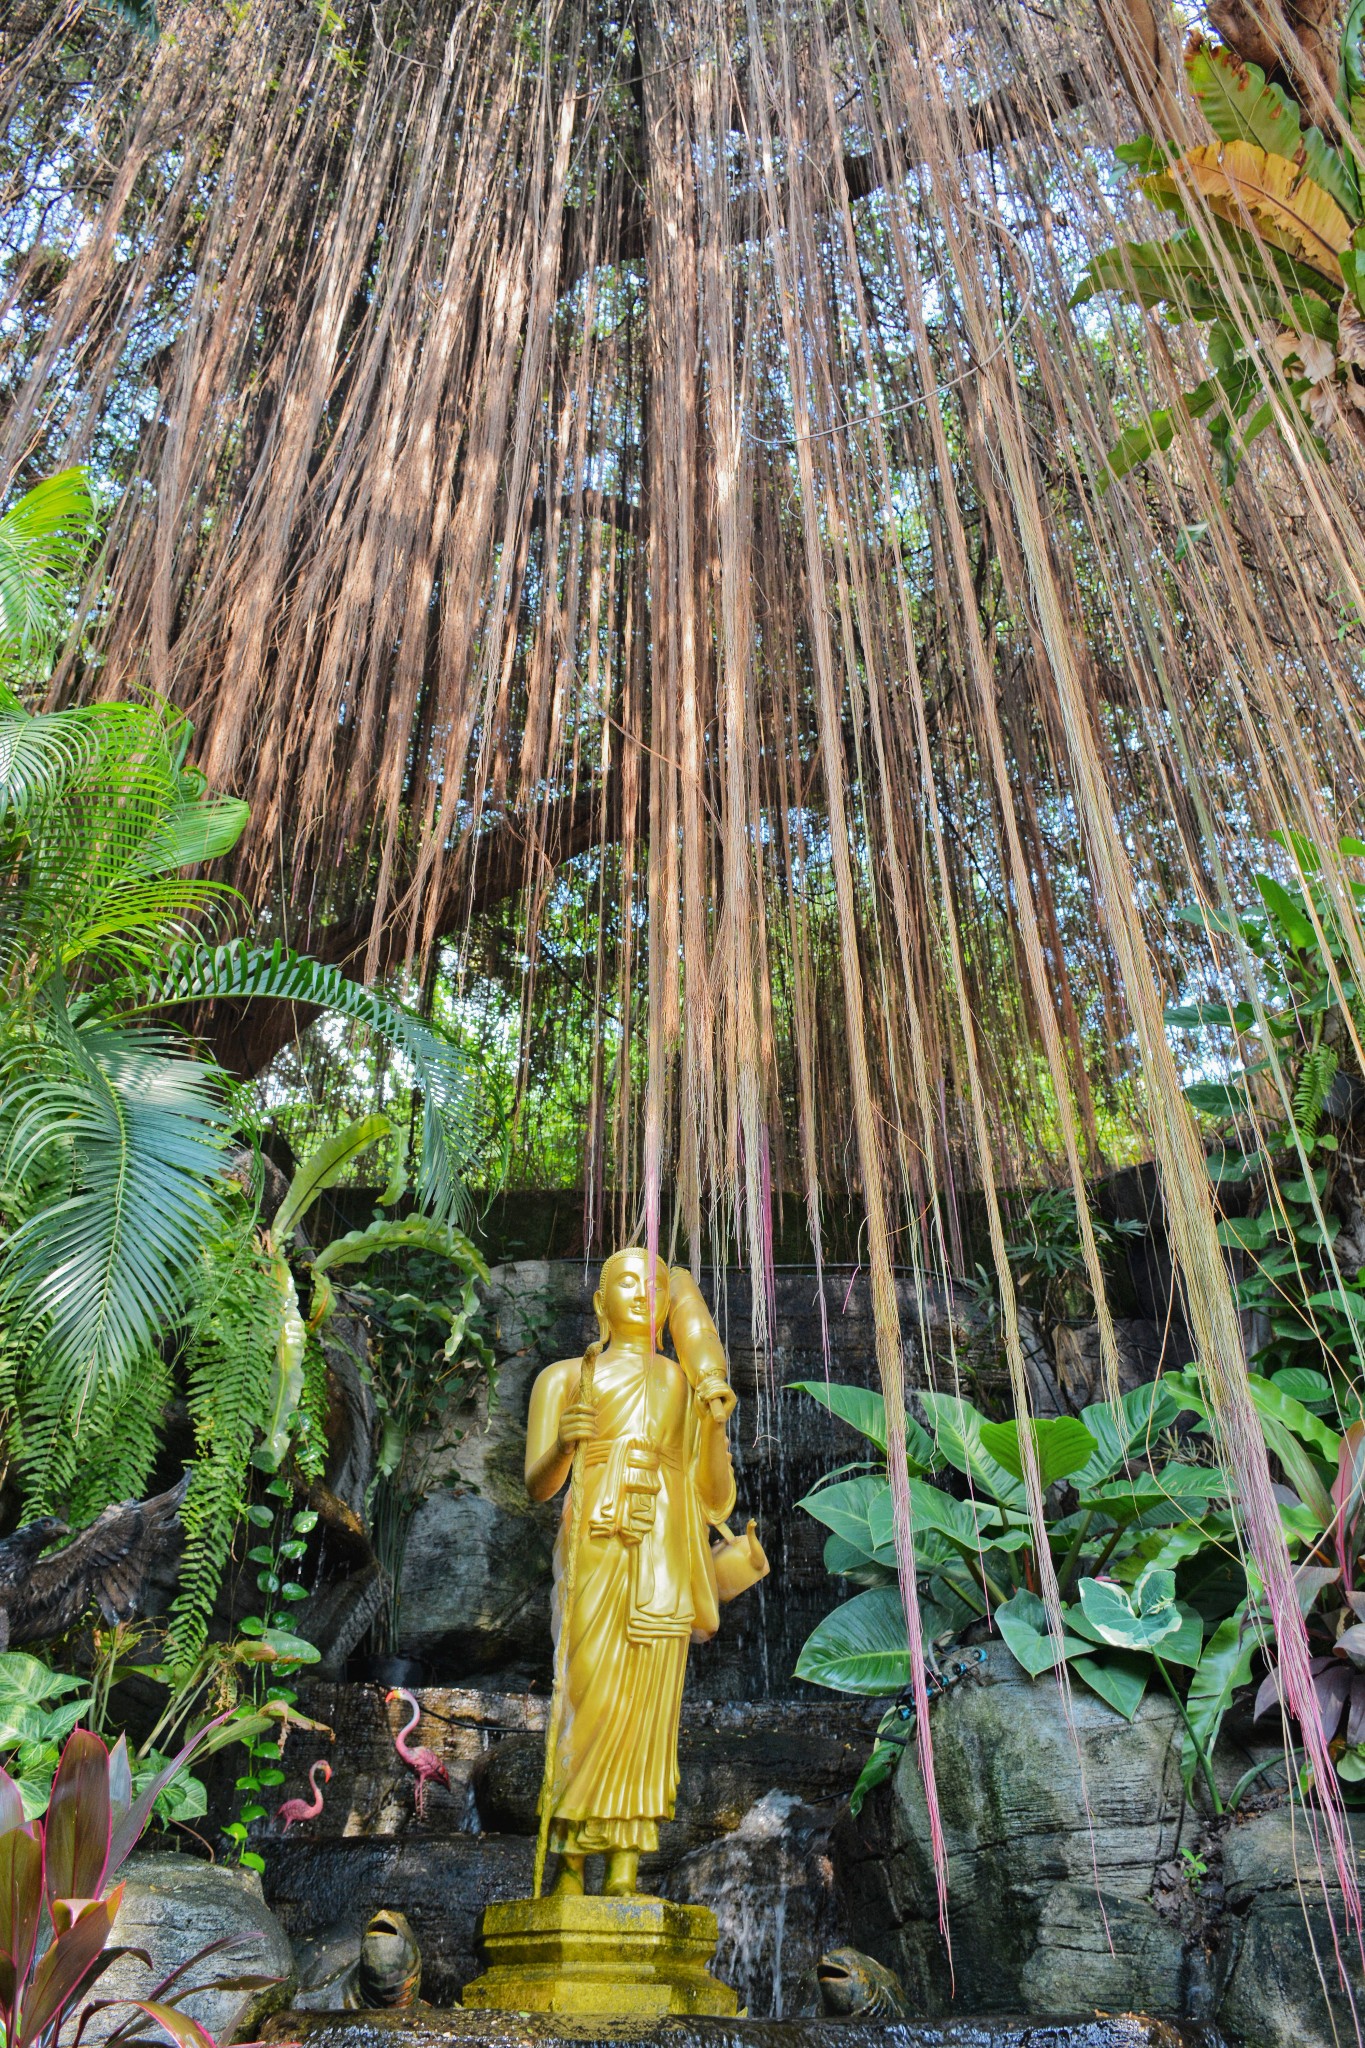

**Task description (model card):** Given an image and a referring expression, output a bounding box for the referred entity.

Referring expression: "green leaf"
[1339,0,1365,149]
[143,940,481,1228]
[1271,1367,1333,1408]
[1073,1379,1181,1490]
[788,1380,886,1453]
[251,1253,305,1473]
[1071,1652,1149,1720]
[1186,1074,1265,1118]
[0,1013,233,1408]
[848,1738,901,1816]
[1078,1570,1183,1650]
[794,1587,909,1694]
[1179,1602,1254,1793]
[272,1116,392,1243]
[0,469,96,670]
[313,1212,489,1282]
[919,1391,1026,1507]
[260,1628,320,1665]
[1255,872,1317,950]
[977,1416,1098,1488]
[1247,1372,1342,1461]
[799,1477,895,1566]
[995,1589,1089,1676]
[1164,999,1256,1029]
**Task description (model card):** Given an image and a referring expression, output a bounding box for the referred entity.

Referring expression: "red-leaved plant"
[0,1722,280,2048]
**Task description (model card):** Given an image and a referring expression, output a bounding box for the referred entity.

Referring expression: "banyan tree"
[5,0,1365,1924]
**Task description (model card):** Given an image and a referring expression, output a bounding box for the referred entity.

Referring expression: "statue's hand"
[697,1374,737,1424]
[557,1399,597,1452]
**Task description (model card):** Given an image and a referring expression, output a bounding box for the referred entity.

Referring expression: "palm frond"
[0,470,96,673]
[0,1005,233,1417]
[0,696,102,826]
[142,941,482,1226]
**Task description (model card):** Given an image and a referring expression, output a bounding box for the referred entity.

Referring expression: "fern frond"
[0,699,246,999]
[1294,1044,1338,1146]
[170,1219,282,1659]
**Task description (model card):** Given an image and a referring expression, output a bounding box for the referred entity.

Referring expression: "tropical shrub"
[792,1379,1253,1807]
[1075,16,1365,482]
[0,470,484,1653]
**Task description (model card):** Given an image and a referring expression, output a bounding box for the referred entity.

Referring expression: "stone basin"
[262,2009,1221,2047]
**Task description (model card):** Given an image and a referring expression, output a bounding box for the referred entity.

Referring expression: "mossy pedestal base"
[460,1896,738,2018]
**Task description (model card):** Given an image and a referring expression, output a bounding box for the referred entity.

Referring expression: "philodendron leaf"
[978,1416,1098,1489]
[1078,1570,1182,1651]
[919,1392,1026,1508]
[790,1381,886,1452]
[794,1587,910,1694]
[1074,1379,1181,1490]
[798,1477,895,1567]
[789,1381,939,1472]
[1180,1601,1255,1794]
[995,1589,1089,1678]
[1071,1653,1149,1721]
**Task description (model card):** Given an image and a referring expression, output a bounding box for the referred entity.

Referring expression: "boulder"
[1217,1805,1365,2048]
[91,1854,295,2043]
[834,1640,1194,2018]
[834,1640,1365,2043]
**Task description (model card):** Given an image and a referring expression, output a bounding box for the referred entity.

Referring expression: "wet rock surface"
[261,2009,1219,2047]
[259,1685,882,2013]
[1215,1805,1365,2048]
[835,1642,1360,2047]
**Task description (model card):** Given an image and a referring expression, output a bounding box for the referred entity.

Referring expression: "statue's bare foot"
[551,1855,586,1896]
[603,1849,638,1896]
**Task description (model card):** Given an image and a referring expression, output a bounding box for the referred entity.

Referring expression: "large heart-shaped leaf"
[919,1392,1026,1507]
[1074,1380,1180,1490]
[995,1590,1089,1677]
[1071,1653,1149,1721]
[978,1416,1097,1489]
[1078,1571,1182,1651]
[789,1382,886,1451]
[794,1588,910,1694]
[798,1477,895,1567]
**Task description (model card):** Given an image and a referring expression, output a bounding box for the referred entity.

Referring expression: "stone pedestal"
[460,1895,738,2017]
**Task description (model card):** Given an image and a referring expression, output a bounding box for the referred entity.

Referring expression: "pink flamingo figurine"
[276,1758,332,1832]
[386,1687,451,1821]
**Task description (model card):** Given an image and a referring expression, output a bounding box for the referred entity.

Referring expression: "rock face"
[393,1259,991,1698]
[1217,1806,1365,2048]
[837,1642,1192,2019]
[91,1855,295,2043]
[260,1684,882,2013]
[835,1641,1363,2046]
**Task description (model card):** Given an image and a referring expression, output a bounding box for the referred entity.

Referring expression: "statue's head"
[595,1248,670,1341]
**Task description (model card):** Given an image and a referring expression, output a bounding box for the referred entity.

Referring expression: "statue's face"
[597,1251,669,1339]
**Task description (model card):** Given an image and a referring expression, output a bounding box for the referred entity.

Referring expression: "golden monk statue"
[523,1250,768,1900]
